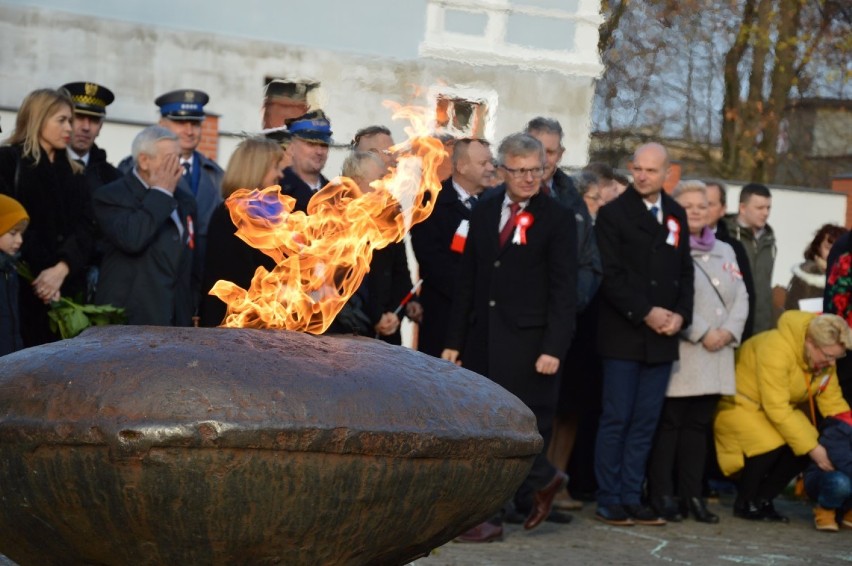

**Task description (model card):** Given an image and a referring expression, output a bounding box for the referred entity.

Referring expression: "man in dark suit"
[411,138,495,357]
[443,133,577,542]
[94,126,197,327]
[280,110,333,213]
[62,82,121,192]
[118,89,224,312]
[593,142,694,526]
[62,82,123,302]
[525,117,600,311]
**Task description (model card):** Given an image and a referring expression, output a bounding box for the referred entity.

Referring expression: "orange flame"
[209,102,445,333]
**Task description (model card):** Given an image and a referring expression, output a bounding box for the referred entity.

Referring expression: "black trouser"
[512,403,558,515]
[737,445,808,503]
[647,395,719,500]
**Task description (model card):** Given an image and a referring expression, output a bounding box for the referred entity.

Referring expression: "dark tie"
[540,183,551,197]
[75,158,85,167]
[182,162,191,176]
[650,205,660,223]
[465,195,478,210]
[499,203,520,247]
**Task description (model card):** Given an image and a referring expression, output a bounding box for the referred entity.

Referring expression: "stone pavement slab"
[414,498,852,565]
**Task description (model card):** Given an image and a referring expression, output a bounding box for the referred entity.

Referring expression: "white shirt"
[67,147,89,166]
[452,178,477,209]
[644,197,662,224]
[499,195,529,232]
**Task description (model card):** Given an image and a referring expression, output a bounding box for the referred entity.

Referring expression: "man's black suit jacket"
[410,177,473,356]
[594,185,694,364]
[445,188,577,408]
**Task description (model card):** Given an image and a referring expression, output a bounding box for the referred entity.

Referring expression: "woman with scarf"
[0,88,95,346]
[647,180,748,523]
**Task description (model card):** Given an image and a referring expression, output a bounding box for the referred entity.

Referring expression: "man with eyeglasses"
[593,142,694,527]
[442,132,577,542]
[411,138,495,358]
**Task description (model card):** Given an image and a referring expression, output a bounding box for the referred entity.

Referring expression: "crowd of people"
[1,80,851,544]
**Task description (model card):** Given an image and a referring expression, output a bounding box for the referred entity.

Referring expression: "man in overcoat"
[411,138,494,357]
[443,133,577,541]
[94,126,197,326]
[593,142,694,526]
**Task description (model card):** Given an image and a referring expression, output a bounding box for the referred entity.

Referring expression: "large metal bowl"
[0,326,539,565]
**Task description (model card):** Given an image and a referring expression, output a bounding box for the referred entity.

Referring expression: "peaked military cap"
[286,110,333,145]
[155,89,209,121]
[62,82,115,118]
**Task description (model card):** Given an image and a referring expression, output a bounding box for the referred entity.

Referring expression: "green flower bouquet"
[16,262,126,339]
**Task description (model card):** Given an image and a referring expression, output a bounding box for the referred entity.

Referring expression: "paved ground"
[414,496,852,566]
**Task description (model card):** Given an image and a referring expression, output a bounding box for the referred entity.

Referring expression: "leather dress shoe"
[455,521,504,543]
[733,499,765,521]
[686,497,719,524]
[594,504,635,526]
[651,496,683,522]
[524,470,568,530]
[624,504,666,526]
[757,499,789,523]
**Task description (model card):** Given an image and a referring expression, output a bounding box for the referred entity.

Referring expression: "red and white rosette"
[512,211,534,245]
[665,215,680,247]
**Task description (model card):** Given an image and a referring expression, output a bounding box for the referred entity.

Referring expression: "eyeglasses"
[817,345,846,362]
[500,165,545,179]
[584,193,603,202]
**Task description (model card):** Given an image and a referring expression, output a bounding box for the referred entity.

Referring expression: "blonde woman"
[0,88,95,345]
[715,312,852,522]
[199,138,285,326]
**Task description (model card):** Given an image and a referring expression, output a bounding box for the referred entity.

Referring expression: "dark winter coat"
[93,172,197,326]
[0,144,96,346]
[551,169,601,311]
[410,178,473,357]
[594,185,693,363]
[445,188,577,409]
[0,252,23,356]
[198,202,277,327]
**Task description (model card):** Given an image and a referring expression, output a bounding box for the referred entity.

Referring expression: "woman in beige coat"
[648,181,748,523]
[715,310,851,522]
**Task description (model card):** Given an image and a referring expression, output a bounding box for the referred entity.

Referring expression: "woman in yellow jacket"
[715,310,851,522]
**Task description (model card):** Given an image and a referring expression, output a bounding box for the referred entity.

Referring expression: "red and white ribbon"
[512,211,534,245]
[665,215,679,247]
[450,219,469,253]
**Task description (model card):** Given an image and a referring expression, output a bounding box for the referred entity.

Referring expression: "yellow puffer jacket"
[714,310,850,475]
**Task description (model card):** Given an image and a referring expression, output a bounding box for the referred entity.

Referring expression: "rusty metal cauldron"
[0,326,539,565]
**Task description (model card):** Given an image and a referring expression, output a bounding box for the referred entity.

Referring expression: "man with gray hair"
[443,132,577,541]
[93,125,198,326]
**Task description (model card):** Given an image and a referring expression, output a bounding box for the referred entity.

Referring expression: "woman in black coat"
[0,88,96,346]
[199,138,285,326]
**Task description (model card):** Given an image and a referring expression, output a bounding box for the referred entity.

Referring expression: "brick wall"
[198,114,219,162]
[831,176,852,228]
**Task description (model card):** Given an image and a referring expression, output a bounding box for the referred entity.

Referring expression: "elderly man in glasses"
[442,132,577,542]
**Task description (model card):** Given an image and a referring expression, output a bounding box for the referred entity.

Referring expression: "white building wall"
[0,2,602,174]
[725,185,847,289]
